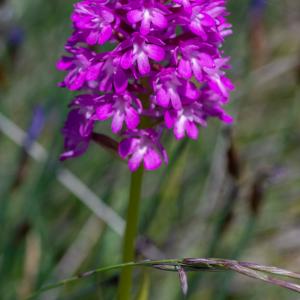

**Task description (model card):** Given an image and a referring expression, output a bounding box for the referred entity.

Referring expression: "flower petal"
[96,103,113,121]
[152,11,167,29]
[86,63,101,81]
[128,150,144,172]
[144,148,162,170]
[121,50,134,70]
[137,52,150,75]
[170,90,182,110]
[114,68,128,93]
[164,111,175,128]
[174,116,186,139]
[186,121,198,139]
[127,9,143,24]
[156,88,170,107]
[141,17,151,35]
[86,30,99,45]
[119,138,133,158]
[57,57,73,70]
[178,59,192,79]
[146,44,165,62]
[191,59,203,82]
[125,108,140,129]
[111,110,125,133]
[98,25,112,45]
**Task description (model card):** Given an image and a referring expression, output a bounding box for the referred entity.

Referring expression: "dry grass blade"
[183,258,300,294]
[228,263,300,294]
[239,262,300,280]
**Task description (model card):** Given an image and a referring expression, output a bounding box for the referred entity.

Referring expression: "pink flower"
[165,102,207,140]
[58,0,234,171]
[96,92,141,133]
[119,130,168,171]
[153,68,199,110]
[72,0,116,45]
[94,53,128,93]
[57,47,98,91]
[118,33,165,75]
[175,41,216,81]
[127,3,168,35]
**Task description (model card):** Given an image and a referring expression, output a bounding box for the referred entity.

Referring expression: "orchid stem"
[117,167,144,300]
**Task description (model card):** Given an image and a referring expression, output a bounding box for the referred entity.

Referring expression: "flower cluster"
[58,0,234,171]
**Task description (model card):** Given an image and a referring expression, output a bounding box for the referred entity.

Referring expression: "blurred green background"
[0,0,300,299]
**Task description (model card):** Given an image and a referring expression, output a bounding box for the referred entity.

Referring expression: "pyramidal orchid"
[58,0,234,172]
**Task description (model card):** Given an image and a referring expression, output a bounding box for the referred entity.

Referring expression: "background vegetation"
[0,0,300,299]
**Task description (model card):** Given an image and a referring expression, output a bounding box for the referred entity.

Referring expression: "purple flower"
[165,102,207,140]
[127,3,168,35]
[200,88,233,122]
[175,41,216,81]
[119,33,165,76]
[72,0,116,45]
[95,92,141,133]
[119,129,168,172]
[153,68,199,110]
[60,109,93,160]
[188,5,216,40]
[94,53,128,93]
[57,47,98,91]
[204,57,235,99]
[58,0,234,171]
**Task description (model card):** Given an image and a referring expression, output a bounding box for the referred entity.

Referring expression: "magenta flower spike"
[58,0,234,171]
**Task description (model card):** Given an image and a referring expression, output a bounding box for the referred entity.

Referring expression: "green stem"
[117,167,144,300]
[27,259,181,300]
